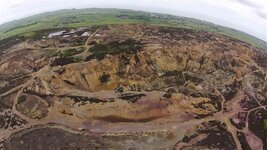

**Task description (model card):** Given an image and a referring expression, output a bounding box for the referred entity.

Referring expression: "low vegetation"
[62,47,85,57]
[0,9,266,50]
[86,39,143,61]
[46,49,58,57]
[80,73,86,79]
[264,119,267,130]
[17,95,27,104]
[50,57,76,67]
[62,48,78,57]
[48,46,85,66]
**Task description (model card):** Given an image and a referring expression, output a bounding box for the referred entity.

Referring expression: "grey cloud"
[234,0,263,8]
[233,0,267,21]
[10,4,21,9]
[256,10,267,20]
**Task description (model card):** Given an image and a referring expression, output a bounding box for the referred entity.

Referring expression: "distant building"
[48,30,66,38]
[81,32,90,37]
[69,27,89,36]
[63,35,70,38]
[95,34,102,37]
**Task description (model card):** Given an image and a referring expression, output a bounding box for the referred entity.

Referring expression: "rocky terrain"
[0,24,267,150]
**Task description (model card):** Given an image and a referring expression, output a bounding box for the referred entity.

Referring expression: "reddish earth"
[0,24,266,150]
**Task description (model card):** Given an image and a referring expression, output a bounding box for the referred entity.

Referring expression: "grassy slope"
[0,8,266,50]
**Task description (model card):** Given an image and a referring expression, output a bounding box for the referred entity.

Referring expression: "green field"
[0,8,266,50]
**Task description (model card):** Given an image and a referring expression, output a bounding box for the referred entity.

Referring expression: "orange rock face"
[0,24,267,150]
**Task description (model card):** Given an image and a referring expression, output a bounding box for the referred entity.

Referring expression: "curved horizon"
[0,0,266,42]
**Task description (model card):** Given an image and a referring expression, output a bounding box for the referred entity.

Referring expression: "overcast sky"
[0,0,266,41]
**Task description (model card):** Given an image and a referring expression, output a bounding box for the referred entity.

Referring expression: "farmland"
[0,8,266,50]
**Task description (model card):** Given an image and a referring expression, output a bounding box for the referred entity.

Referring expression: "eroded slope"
[0,24,267,150]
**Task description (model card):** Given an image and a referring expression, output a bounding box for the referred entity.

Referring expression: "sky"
[0,0,266,42]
